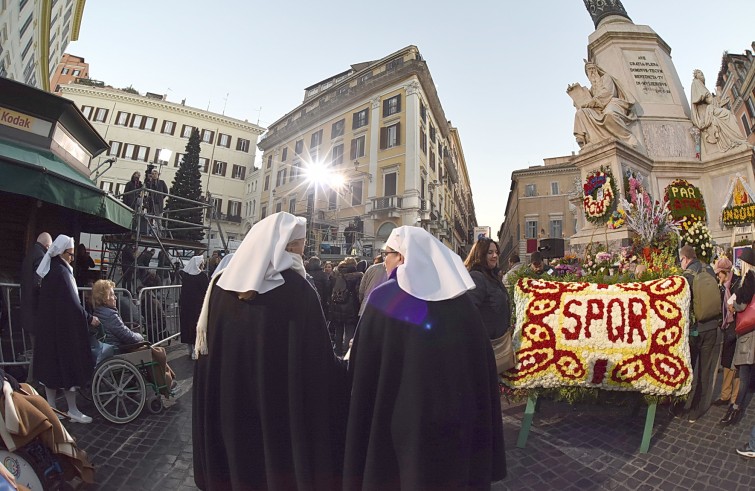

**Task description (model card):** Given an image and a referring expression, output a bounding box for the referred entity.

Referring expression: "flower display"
[679,221,713,262]
[503,277,692,396]
[583,166,618,225]
[664,179,706,232]
[619,195,682,249]
[607,209,625,230]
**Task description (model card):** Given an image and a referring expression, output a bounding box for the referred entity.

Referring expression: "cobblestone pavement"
[61,347,754,490]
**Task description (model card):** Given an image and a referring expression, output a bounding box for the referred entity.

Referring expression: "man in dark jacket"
[329,257,363,356]
[305,256,330,314]
[19,232,52,383]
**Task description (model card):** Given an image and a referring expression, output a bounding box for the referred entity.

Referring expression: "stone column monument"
[568,0,753,249]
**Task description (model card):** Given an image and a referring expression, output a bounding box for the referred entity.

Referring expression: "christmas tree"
[165,129,205,240]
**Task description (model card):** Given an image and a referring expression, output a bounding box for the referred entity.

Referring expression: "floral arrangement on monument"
[679,221,714,263]
[582,250,617,277]
[551,254,582,277]
[503,277,692,398]
[583,166,618,225]
[618,195,682,250]
[607,209,625,230]
[663,179,706,232]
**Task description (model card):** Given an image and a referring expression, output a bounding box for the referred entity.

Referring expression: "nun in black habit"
[179,255,209,355]
[344,226,506,490]
[192,212,348,491]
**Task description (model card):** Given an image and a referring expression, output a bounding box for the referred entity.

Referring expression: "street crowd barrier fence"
[138,285,181,347]
[0,283,31,372]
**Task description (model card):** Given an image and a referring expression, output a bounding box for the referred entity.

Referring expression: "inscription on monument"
[623,51,673,104]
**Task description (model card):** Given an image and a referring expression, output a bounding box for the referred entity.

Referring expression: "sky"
[68,0,755,231]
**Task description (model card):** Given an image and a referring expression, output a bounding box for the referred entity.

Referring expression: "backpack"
[692,267,722,322]
[331,274,351,304]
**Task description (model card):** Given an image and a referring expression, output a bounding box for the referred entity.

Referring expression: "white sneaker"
[67,411,93,424]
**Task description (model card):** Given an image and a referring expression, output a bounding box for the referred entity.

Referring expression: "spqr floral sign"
[503,277,692,396]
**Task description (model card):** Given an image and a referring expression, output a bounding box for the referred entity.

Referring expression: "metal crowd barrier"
[0,283,30,369]
[0,283,183,375]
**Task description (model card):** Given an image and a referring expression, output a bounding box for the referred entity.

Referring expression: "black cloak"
[179,270,210,344]
[192,269,348,490]
[20,241,47,335]
[34,257,94,389]
[343,276,506,490]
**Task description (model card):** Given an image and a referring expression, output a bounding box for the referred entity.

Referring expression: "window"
[328,190,337,210]
[130,114,143,128]
[108,141,121,157]
[380,123,401,149]
[743,114,752,137]
[525,220,538,239]
[310,129,323,148]
[281,147,288,161]
[746,97,755,119]
[210,198,222,218]
[20,13,32,38]
[61,68,70,75]
[420,101,427,123]
[264,175,270,191]
[384,172,397,196]
[93,108,108,122]
[181,125,195,138]
[199,157,209,173]
[331,119,345,138]
[275,202,283,213]
[228,200,241,218]
[353,109,369,129]
[72,69,80,76]
[212,160,227,176]
[266,155,273,168]
[121,144,150,162]
[276,169,284,187]
[294,140,304,155]
[351,181,363,206]
[550,219,563,239]
[174,153,185,167]
[291,161,301,180]
[122,144,135,159]
[232,164,246,180]
[261,206,267,219]
[350,136,366,159]
[161,120,176,135]
[551,182,559,195]
[383,95,401,117]
[430,152,436,171]
[420,130,427,154]
[99,180,113,192]
[202,130,215,144]
[525,184,537,197]
[143,117,156,131]
[429,124,436,143]
[136,146,148,161]
[237,138,250,152]
[115,111,130,126]
[153,148,164,163]
[289,198,297,214]
[218,133,231,148]
[332,144,344,166]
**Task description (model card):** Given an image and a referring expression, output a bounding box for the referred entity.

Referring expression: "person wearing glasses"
[344,226,506,490]
[34,235,99,423]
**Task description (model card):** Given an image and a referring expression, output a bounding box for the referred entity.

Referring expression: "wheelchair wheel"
[92,358,146,424]
[148,395,163,414]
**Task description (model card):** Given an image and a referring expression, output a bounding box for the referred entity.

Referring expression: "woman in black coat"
[464,238,511,341]
[34,235,97,423]
[180,256,210,355]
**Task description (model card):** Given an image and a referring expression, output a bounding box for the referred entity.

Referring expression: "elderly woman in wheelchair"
[89,280,177,424]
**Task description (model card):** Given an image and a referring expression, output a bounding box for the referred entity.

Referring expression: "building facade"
[59,82,265,249]
[0,0,86,90]
[257,45,476,259]
[50,52,88,92]
[498,155,579,266]
[716,43,755,146]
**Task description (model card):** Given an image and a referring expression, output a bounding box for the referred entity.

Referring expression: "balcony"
[372,196,403,211]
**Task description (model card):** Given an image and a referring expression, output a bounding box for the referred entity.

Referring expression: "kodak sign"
[0,106,52,136]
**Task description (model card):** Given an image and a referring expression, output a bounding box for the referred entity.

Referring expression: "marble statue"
[583,0,631,29]
[569,61,639,149]
[690,69,746,155]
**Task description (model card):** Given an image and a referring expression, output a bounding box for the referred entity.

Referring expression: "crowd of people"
[11,211,755,489]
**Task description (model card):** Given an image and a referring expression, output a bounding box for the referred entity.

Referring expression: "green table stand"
[515,395,658,454]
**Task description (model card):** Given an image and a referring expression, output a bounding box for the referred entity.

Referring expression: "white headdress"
[183,256,204,275]
[211,253,234,279]
[195,213,307,356]
[385,226,475,301]
[36,234,75,278]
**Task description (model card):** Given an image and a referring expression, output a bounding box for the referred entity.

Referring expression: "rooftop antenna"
[222,93,229,115]
[255,107,262,125]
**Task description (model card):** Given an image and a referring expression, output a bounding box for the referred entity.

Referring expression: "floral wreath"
[583,166,617,225]
[663,179,706,232]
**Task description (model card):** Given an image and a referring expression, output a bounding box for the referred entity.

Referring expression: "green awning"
[0,140,132,233]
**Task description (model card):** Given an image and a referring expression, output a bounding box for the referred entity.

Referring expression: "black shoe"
[712,398,730,407]
[720,407,740,426]
[668,402,686,418]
